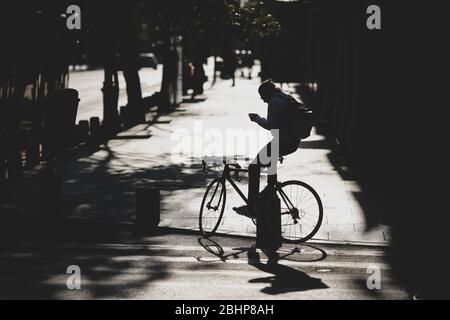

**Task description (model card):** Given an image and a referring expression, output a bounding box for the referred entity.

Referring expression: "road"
[0,218,408,300]
[69,66,163,123]
[69,58,216,124]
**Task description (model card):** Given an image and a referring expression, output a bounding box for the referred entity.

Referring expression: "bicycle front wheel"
[277,180,323,243]
[199,178,226,237]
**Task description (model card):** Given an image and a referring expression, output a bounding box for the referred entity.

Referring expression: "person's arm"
[256,115,271,129]
[249,113,271,130]
[249,97,283,130]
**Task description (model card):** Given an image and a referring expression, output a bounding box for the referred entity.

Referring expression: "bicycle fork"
[207,179,223,211]
[277,185,300,224]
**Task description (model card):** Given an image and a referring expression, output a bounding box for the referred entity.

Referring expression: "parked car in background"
[139,53,158,69]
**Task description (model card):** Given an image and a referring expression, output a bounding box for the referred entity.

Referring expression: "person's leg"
[261,140,277,187]
[266,141,299,185]
[279,141,299,158]
[248,142,271,212]
[248,164,260,213]
[235,140,296,216]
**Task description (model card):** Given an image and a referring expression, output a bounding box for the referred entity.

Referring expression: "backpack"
[278,94,315,140]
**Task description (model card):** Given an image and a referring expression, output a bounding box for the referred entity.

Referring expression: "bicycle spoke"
[278,181,323,242]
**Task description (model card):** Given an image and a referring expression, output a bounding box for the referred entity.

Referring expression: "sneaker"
[233,205,256,219]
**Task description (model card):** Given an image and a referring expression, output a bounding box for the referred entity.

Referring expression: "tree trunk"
[102,64,120,135]
[123,67,142,106]
[159,32,183,113]
[118,0,143,122]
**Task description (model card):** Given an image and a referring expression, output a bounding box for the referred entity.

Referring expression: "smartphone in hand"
[248,113,259,122]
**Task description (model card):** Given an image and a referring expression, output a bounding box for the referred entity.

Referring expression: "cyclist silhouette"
[233,80,301,217]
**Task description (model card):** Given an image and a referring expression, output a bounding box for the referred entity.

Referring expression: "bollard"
[256,185,282,251]
[44,88,79,155]
[136,188,160,234]
[72,124,81,146]
[39,173,62,218]
[70,125,78,147]
[25,139,41,168]
[6,151,23,180]
[89,117,102,141]
[78,120,90,143]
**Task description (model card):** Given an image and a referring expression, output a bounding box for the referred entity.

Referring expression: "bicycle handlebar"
[201,160,246,180]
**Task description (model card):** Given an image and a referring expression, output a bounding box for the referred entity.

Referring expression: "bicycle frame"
[201,160,323,242]
[219,163,297,217]
[222,164,248,204]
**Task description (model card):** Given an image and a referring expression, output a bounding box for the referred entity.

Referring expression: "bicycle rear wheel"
[277,180,323,243]
[199,178,226,237]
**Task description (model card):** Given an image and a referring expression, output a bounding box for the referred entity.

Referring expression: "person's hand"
[249,113,260,122]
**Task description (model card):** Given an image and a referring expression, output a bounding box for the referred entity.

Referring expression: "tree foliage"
[136,0,281,56]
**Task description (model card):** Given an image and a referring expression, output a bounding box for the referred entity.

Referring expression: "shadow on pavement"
[0,216,172,299]
[197,237,327,263]
[197,237,328,295]
[295,78,450,298]
[299,138,335,150]
[247,250,328,295]
[182,97,207,104]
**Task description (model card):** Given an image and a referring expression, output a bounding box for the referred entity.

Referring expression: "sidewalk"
[2,75,389,245]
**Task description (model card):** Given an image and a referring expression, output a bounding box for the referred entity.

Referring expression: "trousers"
[248,140,299,211]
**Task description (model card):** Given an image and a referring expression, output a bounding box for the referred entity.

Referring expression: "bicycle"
[199,158,323,243]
